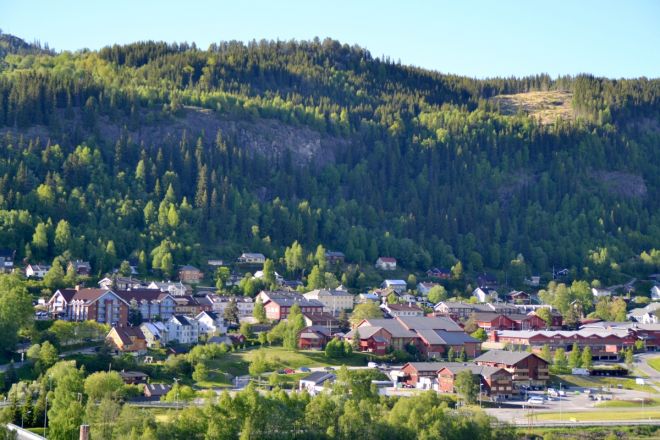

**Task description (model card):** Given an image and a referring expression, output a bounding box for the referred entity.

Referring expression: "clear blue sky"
[2,0,659,78]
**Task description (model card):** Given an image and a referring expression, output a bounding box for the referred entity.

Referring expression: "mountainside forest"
[0,32,659,285]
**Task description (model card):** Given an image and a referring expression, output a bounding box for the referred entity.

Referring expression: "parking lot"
[484,385,658,424]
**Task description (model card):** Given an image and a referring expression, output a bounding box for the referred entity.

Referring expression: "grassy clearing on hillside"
[492,90,574,124]
[205,346,371,377]
[552,374,658,394]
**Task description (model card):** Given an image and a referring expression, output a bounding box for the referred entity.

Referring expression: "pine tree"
[568,343,582,369]
[581,346,593,369]
[21,394,34,428]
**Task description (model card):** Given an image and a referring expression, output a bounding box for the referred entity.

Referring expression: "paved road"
[484,385,658,424]
[635,353,660,392]
[0,360,28,373]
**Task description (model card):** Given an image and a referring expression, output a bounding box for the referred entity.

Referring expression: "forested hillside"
[0,33,658,283]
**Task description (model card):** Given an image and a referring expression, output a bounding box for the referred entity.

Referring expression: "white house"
[417,282,438,296]
[206,294,254,318]
[375,257,397,271]
[651,285,660,301]
[140,322,169,347]
[303,289,354,315]
[253,270,284,285]
[237,253,266,264]
[25,264,50,279]
[166,315,199,344]
[382,279,407,293]
[147,281,189,297]
[472,287,498,303]
[381,303,424,318]
[298,372,335,395]
[592,287,613,298]
[195,311,226,336]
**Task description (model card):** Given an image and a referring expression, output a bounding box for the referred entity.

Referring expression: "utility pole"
[173,377,180,411]
[559,382,562,423]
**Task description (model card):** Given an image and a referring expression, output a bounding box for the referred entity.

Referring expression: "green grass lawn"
[534,408,660,422]
[596,398,660,408]
[552,374,658,394]
[204,346,371,378]
[648,357,660,373]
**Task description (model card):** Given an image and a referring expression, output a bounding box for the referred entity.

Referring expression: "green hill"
[0,36,658,285]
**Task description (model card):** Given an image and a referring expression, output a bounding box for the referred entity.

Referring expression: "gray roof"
[415,329,478,345]
[473,350,540,365]
[397,316,462,332]
[344,326,385,340]
[403,362,452,372]
[268,297,324,307]
[361,319,417,338]
[438,364,504,377]
[300,372,335,384]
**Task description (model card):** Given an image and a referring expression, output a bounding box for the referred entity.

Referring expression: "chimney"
[80,425,90,440]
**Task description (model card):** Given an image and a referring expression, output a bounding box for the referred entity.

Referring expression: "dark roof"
[300,371,335,384]
[433,330,478,344]
[145,383,171,396]
[199,311,219,321]
[179,265,201,271]
[173,315,192,326]
[116,289,172,303]
[474,350,542,366]
[119,370,148,379]
[55,288,77,303]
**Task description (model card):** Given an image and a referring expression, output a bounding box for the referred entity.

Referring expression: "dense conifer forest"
[0,32,658,283]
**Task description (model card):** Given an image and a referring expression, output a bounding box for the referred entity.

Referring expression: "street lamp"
[479,383,483,408]
[173,378,180,411]
[21,409,31,428]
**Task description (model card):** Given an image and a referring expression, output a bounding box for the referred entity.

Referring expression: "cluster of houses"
[394,349,550,399]
[17,245,659,401]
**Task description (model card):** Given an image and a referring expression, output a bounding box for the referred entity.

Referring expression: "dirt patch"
[589,170,647,199]
[492,90,574,124]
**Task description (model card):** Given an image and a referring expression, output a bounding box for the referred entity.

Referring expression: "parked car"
[324,366,335,371]
[368,362,378,368]
[283,368,295,374]
[527,397,545,405]
[299,367,311,372]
